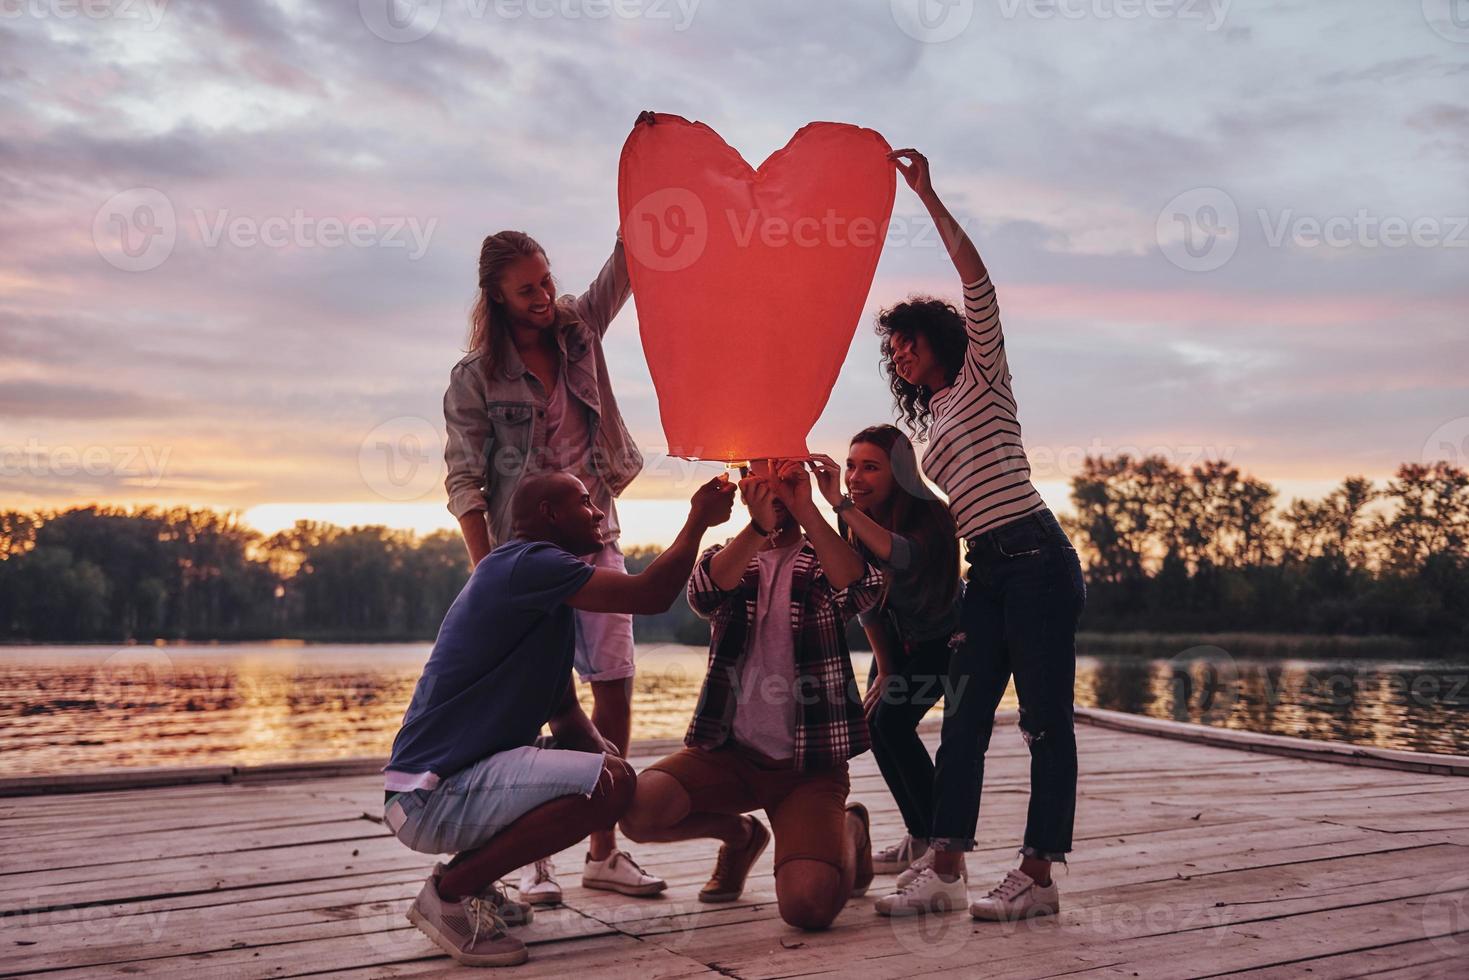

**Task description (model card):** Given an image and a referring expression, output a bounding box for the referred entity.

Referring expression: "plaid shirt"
[684,539,884,772]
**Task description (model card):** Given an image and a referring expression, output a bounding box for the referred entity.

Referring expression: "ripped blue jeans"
[929,508,1086,861]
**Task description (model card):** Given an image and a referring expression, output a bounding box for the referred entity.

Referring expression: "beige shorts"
[573,540,636,683]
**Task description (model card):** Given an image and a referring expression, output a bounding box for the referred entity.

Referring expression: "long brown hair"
[843,424,961,625]
[466,230,557,362]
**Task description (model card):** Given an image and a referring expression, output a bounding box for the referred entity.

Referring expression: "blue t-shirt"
[384,539,596,786]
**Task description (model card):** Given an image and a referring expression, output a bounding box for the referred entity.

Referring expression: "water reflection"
[0,643,1464,775]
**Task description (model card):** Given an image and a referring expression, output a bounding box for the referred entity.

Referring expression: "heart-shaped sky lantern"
[619,115,895,462]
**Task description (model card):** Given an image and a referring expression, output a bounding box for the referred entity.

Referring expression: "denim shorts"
[385,744,605,855]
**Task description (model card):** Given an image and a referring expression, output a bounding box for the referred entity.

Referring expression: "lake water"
[1,641,1465,776]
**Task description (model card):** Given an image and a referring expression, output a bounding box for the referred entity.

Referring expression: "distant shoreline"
[1,630,1461,660]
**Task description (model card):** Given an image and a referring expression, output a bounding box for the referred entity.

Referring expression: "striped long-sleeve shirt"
[921,273,1048,540]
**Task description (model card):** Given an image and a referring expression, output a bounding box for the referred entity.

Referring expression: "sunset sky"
[3,0,1466,546]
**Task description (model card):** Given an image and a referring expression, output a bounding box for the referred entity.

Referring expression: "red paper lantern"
[619,115,895,462]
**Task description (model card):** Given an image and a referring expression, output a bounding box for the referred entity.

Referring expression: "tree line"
[0,458,1464,643]
[1064,458,1467,638]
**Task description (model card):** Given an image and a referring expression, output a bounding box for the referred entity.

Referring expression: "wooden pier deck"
[2,710,1467,979]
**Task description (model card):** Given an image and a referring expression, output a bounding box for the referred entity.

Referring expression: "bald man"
[383,472,735,967]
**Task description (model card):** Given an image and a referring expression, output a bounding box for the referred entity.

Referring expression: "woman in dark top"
[811,424,962,877]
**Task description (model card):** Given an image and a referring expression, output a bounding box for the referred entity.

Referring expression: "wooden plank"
[1075,707,1469,777]
[3,722,1465,979]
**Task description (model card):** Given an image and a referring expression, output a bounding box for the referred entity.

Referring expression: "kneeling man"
[621,460,883,931]
[383,472,734,966]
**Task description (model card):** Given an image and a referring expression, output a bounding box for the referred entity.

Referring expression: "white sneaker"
[516,858,562,906]
[874,867,969,917]
[873,833,929,875]
[970,868,1060,921]
[582,849,667,897]
[896,848,967,890]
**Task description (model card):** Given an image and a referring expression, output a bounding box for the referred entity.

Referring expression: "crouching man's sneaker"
[517,858,562,906]
[873,833,929,875]
[583,850,667,897]
[432,862,533,926]
[874,867,969,917]
[405,872,528,967]
[970,868,1060,921]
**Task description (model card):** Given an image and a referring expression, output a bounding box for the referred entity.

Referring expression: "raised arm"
[811,453,895,562]
[892,148,1007,385]
[566,476,735,615]
[890,148,987,284]
[772,460,865,591]
[570,234,631,338]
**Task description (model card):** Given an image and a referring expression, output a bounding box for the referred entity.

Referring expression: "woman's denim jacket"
[442,239,643,546]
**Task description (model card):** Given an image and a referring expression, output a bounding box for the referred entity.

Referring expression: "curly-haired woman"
[870,149,1087,922]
